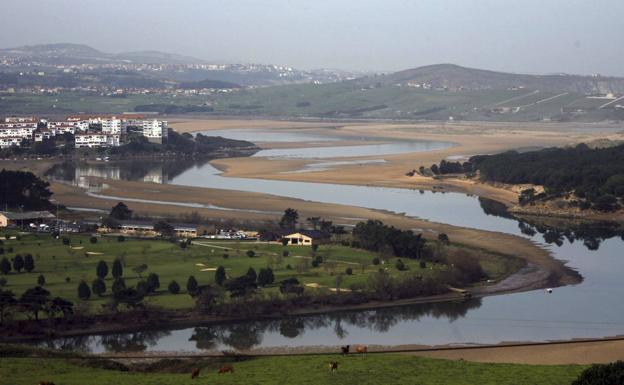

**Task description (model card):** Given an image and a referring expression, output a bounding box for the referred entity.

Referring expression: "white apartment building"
[141,119,167,143]
[0,126,35,139]
[34,129,55,142]
[101,118,123,135]
[0,137,24,148]
[75,133,121,148]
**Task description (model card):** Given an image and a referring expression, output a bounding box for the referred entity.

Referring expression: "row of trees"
[0,170,53,210]
[352,220,426,259]
[0,254,35,274]
[0,286,73,324]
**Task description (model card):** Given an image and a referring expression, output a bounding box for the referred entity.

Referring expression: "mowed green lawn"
[0,232,519,312]
[0,354,584,385]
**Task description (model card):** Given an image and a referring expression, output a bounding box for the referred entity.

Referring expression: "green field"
[0,231,520,312]
[0,353,584,385]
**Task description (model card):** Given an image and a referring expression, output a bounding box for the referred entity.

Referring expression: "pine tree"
[112,259,123,279]
[92,278,106,297]
[146,273,160,293]
[13,254,24,273]
[168,280,180,294]
[214,266,226,286]
[246,267,257,283]
[186,275,198,295]
[37,274,45,286]
[96,260,108,279]
[77,281,91,300]
[0,258,10,275]
[24,254,34,272]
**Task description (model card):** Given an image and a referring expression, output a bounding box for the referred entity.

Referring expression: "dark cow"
[329,361,339,372]
[341,345,350,355]
[191,367,200,379]
[218,364,234,374]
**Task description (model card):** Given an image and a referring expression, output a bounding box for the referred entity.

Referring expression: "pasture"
[0,352,584,385]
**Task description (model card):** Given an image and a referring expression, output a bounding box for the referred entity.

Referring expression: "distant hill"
[178,78,241,89]
[0,43,205,64]
[362,64,624,94]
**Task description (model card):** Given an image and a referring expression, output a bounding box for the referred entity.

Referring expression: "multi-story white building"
[0,137,25,148]
[101,118,123,135]
[75,133,120,148]
[141,119,167,143]
[0,125,36,139]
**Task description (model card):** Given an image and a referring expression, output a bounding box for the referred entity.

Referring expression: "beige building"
[0,211,56,227]
[283,230,328,246]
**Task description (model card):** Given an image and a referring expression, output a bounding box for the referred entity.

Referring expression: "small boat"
[545,288,553,293]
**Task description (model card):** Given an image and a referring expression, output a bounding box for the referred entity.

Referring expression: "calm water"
[41,130,624,353]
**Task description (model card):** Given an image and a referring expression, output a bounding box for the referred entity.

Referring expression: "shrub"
[96,260,108,279]
[282,250,289,257]
[146,273,160,293]
[246,267,257,283]
[345,267,353,275]
[168,280,180,294]
[89,236,98,244]
[92,278,106,296]
[37,274,45,286]
[77,281,91,300]
[222,253,229,259]
[246,250,256,258]
[187,275,199,295]
[0,277,7,287]
[62,237,70,245]
[215,266,226,286]
[117,235,125,242]
[420,261,427,269]
[395,259,407,271]
[12,254,24,273]
[258,268,275,287]
[112,278,126,295]
[372,257,380,265]
[572,360,624,385]
[24,254,34,272]
[112,258,123,279]
[0,258,10,275]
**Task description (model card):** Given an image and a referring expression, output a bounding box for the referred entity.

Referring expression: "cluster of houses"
[0,210,327,246]
[0,114,168,149]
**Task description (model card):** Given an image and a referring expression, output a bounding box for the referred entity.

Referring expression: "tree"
[112,278,126,295]
[0,170,52,210]
[37,274,46,286]
[109,202,132,220]
[154,221,175,237]
[136,280,149,295]
[92,278,106,297]
[0,258,10,275]
[13,254,24,273]
[90,236,98,244]
[24,254,34,272]
[146,273,160,293]
[187,275,199,295]
[430,164,439,175]
[225,275,257,297]
[0,290,16,325]
[168,280,180,294]
[395,259,406,271]
[101,216,120,229]
[593,194,619,212]
[437,233,450,244]
[279,208,299,230]
[257,268,275,287]
[20,286,50,320]
[246,267,257,283]
[112,258,123,279]
[77,281,91,300]
[246,250,256,258]
[215,266,226,286]
[49,297,74,320]
[96,260,109,279]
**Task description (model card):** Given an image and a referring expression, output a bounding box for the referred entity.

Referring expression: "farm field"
[0,352,584,385]
[0,231,521,312]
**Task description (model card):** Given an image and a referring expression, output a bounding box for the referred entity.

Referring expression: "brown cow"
[191,367,200,379]
[340,345,350,355]
[329,361,339,372]
[218,364,234,374]
[355,345,368,353]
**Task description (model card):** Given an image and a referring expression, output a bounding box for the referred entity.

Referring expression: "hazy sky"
[1,0,623,75]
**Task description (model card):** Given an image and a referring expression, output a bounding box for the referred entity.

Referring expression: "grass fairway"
[0,231,521,313]
[0,354,583,385]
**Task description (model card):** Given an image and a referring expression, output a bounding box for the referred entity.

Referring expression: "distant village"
[0,114,167,149]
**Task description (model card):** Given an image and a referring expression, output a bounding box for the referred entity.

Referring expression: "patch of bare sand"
[407,339,624,365]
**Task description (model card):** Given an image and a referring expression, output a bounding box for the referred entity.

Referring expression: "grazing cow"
[191,368,200,379]
[218,364,234,374]
[356,345,368,354]
[341,345,350,355]
[329,361,339,372]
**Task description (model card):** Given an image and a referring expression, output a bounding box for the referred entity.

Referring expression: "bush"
[246,250,256,258]
[420,261,427,269]
[12,254,24,273]
[282,250,289,257]
[572,360,624,385]
[62,237,70,245]
[117,235,125,242]
[78,281,91,300]
[89,236,98,244]
[187,275,199,295]
[395,259,407,271]
[92,278,106,296]
[222,253,229,259]
[258,268,275,287]
[215,266,226,286]
[146,273,160,293]
[168,280,180,294]
[0,277,7,287]
[112,259,123,279]
[372,257,380,265]
[112,278,126,295]
[37,274,45,286]
[345,267,353,275]
[24,254,34,272]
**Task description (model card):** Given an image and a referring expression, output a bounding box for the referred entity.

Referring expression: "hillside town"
[0,114,167,148]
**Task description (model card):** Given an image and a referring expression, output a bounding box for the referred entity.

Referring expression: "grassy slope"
[0,232,521,312]
[0,354,584,385]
